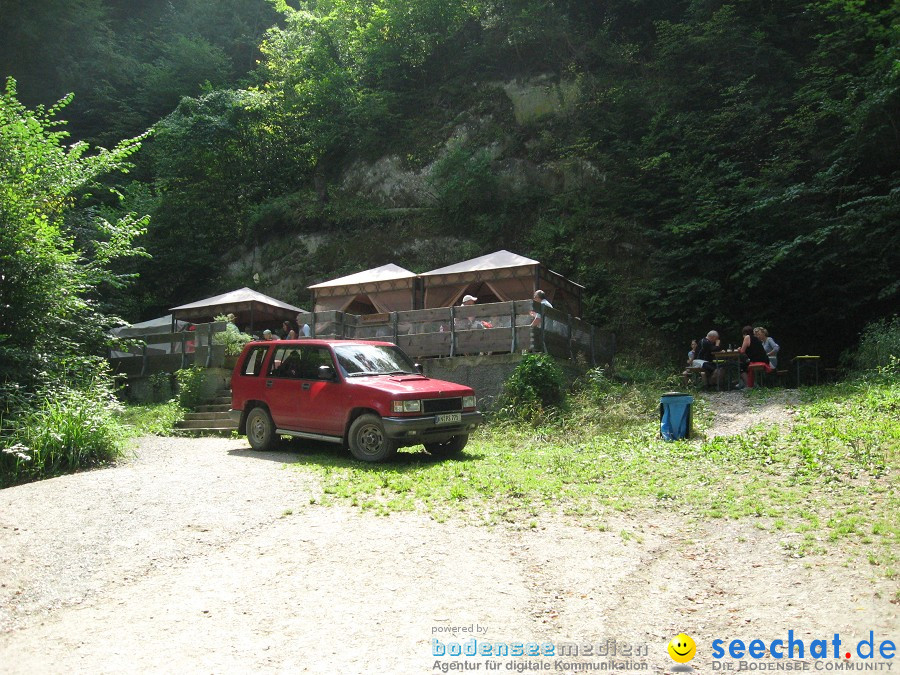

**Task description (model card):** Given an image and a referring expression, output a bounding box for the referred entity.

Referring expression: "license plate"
[436,413,461,424]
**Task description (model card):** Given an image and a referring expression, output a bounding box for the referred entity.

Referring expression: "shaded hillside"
[3,0,897,361]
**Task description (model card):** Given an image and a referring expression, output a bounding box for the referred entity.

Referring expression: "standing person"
[738,325,773,388]
[529,290,553,327]
[755,327,779,368]
[458,294,483,329]
[297,313,311,338]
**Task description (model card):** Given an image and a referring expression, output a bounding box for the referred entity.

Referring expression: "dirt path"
[701,390,800,439]
[1,415,896,673]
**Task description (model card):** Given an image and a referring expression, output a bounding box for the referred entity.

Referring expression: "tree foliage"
[0,79,148,393]
[2,0,897,362]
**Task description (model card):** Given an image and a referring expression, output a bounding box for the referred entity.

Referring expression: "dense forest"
[1,0,898,371]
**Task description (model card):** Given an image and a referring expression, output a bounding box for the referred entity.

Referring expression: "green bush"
[175,367,207,408]
[848,316,900,377]
[497,353,565,420]
[0,383,124,487]
[212,315,253,356]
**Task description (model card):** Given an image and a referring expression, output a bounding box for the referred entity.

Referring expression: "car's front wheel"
[424,434,468,458]
[348,414,397,462]
[246,407,275,451]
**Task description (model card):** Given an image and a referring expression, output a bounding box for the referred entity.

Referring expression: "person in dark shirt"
[692,330,724,387]
[738,325,773,388]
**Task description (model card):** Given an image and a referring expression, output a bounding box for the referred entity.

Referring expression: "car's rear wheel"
[424,434,468,458]
[246,407,275,451]
[348,414,397,462]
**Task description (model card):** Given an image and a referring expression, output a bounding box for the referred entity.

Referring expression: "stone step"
[194,404,232,413]
[209,396,232,405]
[183,411,236,421]
[176,418,238,430]
[173,427,237,438]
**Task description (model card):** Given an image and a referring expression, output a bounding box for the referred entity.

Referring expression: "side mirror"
[318,364,336,381]
[414,363,424,374]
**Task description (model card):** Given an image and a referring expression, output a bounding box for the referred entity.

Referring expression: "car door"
[294,345,347,437]
[264,345,304,429]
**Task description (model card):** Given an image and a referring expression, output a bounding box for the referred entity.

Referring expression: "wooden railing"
[109,321,227,377]
[109,303,615,378]
[309,301,614,365]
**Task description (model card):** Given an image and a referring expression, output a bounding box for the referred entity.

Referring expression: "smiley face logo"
[668,633,696,663]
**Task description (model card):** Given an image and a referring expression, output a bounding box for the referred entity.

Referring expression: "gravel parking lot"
[1,433,896,674]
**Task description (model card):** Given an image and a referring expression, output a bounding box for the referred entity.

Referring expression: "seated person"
[681,339,699,386]
[693,330,724,387]
[738,325,774,388]
[755,326,779,368]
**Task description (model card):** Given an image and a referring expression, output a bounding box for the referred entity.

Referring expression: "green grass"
[116,400,185,437]
[1,384,128,487]
[290,377,899,577]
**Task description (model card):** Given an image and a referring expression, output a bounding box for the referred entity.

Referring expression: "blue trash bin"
[660,392,693,441]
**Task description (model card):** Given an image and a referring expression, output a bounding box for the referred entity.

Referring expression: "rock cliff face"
[218,76,601,311]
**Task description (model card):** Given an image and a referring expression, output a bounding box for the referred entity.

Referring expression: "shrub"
[212,314,253,356]
[847,316,900,377]
[175,367,207,408]
[0,383,124,487]
[497,353,565,420]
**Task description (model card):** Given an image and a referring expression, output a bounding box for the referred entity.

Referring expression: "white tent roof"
[420,250,539,277]
[109,314,186,337]
[308,264,416,290]
[170,287,306,313]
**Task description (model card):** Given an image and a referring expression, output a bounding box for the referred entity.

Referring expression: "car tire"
[424,434,468,458]
[348,414,397,462]
[246,407,275,451]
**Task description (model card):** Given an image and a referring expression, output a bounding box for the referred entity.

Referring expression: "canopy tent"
[420,249,584,316]
[309,264,418,314]
[109,314,188,338]
[170,287,307,332]
[108,314,191,357]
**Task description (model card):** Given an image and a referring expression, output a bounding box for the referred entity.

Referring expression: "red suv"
[231,340,483,462]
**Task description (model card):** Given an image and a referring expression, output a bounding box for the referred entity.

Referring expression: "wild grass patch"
[1,383,126,487]
[291,376,898,577]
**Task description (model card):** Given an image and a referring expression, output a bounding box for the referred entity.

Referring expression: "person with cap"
[458,294,484,330]
[262,329,275,341]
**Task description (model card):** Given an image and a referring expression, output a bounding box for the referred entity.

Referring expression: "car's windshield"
[333,344,417,377]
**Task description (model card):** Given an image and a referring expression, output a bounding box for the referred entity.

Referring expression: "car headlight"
[462,395,477,409]
[392,399,422,413]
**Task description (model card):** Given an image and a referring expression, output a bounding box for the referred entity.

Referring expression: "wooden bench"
[682,366,704,387]
[792,355,821,386]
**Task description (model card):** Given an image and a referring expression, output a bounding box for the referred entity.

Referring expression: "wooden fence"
[308,300,614,365]
[109,302,615,377]
[109,321,227,377]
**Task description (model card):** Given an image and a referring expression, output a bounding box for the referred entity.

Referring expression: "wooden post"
[590,325,596,368]
[450,306,456,358]
[338,311,345,339]
[310,312,317,338]
[205,322,213,368]
[180,331,186,369]
[510,301,517,353]
[567,314,574,360]
[540,302,547,353]
[392,312,398,344]
[141,343,148,376]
